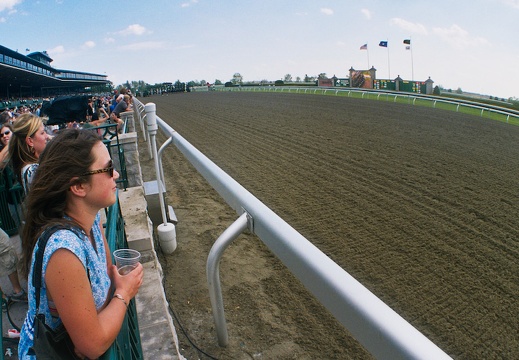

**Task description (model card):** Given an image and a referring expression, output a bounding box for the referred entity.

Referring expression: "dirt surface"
[138,92,519,360]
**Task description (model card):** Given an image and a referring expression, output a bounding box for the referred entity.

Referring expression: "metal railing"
[135,98,452,360]
[220,86,519,124]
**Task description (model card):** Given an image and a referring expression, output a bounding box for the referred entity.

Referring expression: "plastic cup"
[113,249,141,275]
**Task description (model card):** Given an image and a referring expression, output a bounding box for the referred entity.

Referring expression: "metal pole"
[207,213,249,346]
[144,103,177,254]
[144,103,167,225]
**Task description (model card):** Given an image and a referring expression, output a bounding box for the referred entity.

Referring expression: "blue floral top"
[21,163,38,195]
[18,213,111,359]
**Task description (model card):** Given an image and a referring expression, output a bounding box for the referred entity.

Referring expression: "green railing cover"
[101,191,143,360]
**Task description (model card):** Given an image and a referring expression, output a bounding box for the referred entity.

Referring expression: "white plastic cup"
[113,249,141,275]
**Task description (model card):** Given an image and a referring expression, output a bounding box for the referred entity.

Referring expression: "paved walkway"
[0,186,183,359]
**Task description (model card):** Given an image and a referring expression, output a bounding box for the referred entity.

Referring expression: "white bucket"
[157,222,177,254]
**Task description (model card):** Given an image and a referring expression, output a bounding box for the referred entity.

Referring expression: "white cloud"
[501,0,519,9]
[181,0,198,8]
[433,24,489,47]
[118,24,150,36]
[117,41,164,51]
[361,8,371,20]
[320,8,333,16]
[0,17,5,22]
[83,41,96,49]
[390,18,428,35]
[47,45,65,56]
[174,44,195,50]
[104,37,115,44]
[0,0,21,12]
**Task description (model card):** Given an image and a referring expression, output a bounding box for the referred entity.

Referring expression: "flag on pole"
[403,39,411,45]
[379,41,388,47]
[25,48,30,52]
[360,44,368,50]
[405,46,411,50]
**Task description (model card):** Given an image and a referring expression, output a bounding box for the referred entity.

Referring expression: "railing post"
[144,103,177,254]
[207,212,250,347]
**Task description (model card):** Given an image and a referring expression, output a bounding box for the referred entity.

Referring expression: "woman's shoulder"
[21,162,39,176]
[44,228,87,259]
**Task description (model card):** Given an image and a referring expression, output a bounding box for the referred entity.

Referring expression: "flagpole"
[367,48,370,69]
[405,38,414,81]
[410,41,414,81]
[386,39,391,79]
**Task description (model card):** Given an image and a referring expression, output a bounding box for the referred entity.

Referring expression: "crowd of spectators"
[0,88,134,133]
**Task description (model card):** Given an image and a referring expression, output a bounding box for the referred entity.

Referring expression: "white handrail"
[134,98,452,359]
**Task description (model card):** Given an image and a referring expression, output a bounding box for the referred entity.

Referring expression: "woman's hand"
[110,263,144,300]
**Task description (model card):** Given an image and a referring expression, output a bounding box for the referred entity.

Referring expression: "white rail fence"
[219,86,519,124]
[134,97,452,360]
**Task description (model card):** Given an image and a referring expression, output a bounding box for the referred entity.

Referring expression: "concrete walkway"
[0,186,183,359]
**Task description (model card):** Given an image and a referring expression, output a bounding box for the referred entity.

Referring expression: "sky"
[1,0,518,99]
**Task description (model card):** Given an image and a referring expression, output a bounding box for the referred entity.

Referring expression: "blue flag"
[379,41,388,47]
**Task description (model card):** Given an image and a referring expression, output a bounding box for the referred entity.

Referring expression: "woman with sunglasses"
[8,113,50,194]
[0,123,13,168]
[18,129,143,359]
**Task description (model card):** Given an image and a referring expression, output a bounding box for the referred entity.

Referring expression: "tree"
[296,76,301,82]
[433,86,441,95]
[232,73,243,85]
[214,79,222,85]
[318,73,327,79]
[284,74,292,82]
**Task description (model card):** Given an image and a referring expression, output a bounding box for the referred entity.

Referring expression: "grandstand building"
[0,44,110,101]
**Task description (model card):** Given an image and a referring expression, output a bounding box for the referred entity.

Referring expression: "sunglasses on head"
[81,160,114,177]
[0,130,10,138]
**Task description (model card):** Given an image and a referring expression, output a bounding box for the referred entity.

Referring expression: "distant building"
[0,44,110,99]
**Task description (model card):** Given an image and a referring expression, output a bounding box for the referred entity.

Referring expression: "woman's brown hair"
[21,128,103,276]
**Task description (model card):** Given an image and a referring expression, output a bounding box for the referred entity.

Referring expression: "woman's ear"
[69,178,88,198]
[25,136,34,147]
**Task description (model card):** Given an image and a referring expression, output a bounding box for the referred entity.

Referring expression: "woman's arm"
[46,249,143,359]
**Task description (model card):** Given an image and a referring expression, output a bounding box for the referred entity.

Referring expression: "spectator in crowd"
[34,103,42,117]
[110,94,132,129]
[0,123,12,167]
[8,113,50,194]
[0,111,12,126]
[18,129,143,359]
[0,122,27,309]
[86,98,95,122]
[0,227,28,311]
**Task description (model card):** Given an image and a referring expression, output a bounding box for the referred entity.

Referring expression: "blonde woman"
[8,113,50,194]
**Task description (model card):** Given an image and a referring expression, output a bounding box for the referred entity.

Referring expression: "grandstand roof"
[0,44,110,98]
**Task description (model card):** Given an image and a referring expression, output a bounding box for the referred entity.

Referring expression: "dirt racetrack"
[138,91,518,360]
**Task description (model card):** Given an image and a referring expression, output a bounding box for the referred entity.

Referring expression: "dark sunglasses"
[81,160,114,177]
[0,130,11,138]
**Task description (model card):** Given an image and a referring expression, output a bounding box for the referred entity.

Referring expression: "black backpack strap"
[32,225,85,310]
